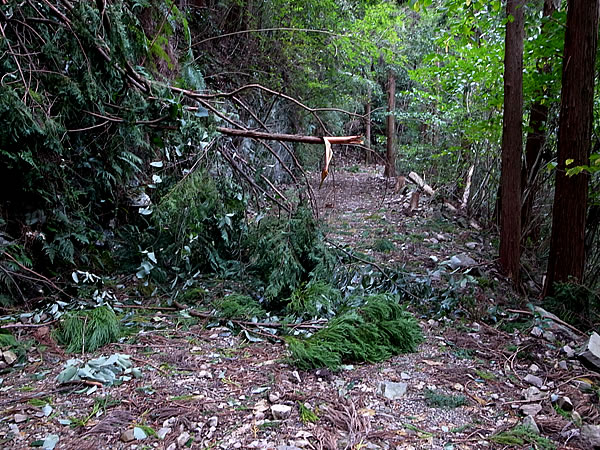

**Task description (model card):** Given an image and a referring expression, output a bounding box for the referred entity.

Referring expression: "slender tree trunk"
[384,71,396,178]
[365,90,372,164]
[499,0,524,285]
[521,0,558,240]
[544,0,600,301]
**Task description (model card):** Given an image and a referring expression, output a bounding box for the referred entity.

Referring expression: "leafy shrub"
[54,306,120,353]
[288,294,423,370]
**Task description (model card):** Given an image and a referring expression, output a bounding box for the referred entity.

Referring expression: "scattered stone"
[542,331,556,343]
[531,326,543,338]
[291,371,302,383]
[176,431,190,447]
[556,396,573,412]
[271,404,292,420]
[277,446,302,450]
[268,393,280,403]
[579,332,600,371]
[521,416,540,434]
[157,427,171,440]
[528,364,539,374]
[400,372,411,380]
[558,360,568,370]
[197,370,212,379]
[120,429,135,443]
[523,387,545,401]
[524,374,543,389]
[208,416,218,428]
[520,403,542,417]
[13,414,27,424]
[166,443,177,450]
[3,350,17,365]
[465,242,478,250]
[572,411,582,424]
[563,345,576,358]
[448,253,477,270]
[377,381,408,400]
[581,425,600,448]
[573,380,593,393]
[533,307,581,341]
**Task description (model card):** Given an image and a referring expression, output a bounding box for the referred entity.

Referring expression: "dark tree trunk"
[499,0,525,285]
[384,71,396,178]
[521,0,558,241]
[365,91,372,164]
[544,0,600,301]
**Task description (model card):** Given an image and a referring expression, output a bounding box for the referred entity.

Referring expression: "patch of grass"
[28,397,52,407]
[344,165,361,173]
[54,306,120,353]
[474,369,497,381]
[553,403,570,420]
[424,389,467,409]
[490,425,555,449]
[373,239,395,253]
[298,402,318,424]
[288,294,423,370]
[258,421,280,430]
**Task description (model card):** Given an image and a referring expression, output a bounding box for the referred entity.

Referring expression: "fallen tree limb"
[217,127,363,145]
[408,172,435,196]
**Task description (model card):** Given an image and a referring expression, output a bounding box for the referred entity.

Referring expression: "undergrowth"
[214,294,266,320]
[424,388,467,409]
[54,306,120,353]
[490,425,555,449]
[287,294,423,370]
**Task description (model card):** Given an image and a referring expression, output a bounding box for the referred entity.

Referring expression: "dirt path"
[0,166,593,449]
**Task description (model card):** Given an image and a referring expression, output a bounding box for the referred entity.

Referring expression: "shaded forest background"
[0,0,599,327]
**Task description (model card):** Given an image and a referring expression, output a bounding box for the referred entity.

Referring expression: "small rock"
[120,429,135,443]
[528,364,539,373]
[520,403,542,417]
[522,416,540,434]
[581,424,600,448]
[176,431,190,447]
[271,404,292,420]
[291,371,302,383]
[13,414,27,424]
[524,374,543,388]
[531,326,543,338]
[558,360,568,370]
[573,380,593,393]
[157,427,171,440]
[579,332,600,372]
[207,416,218,428]
[572,411,582,424]
[277,446,302,450]
[523,386,545,401]
[197,370,212,379]
[377,381,408,400]
[268,393,280,403]
[465,242,478,250]
[166,443,177,450]
[400,372,411,380]
[542,331,556,343]
[3,351,17,365]
[448,253,477,270]
[556,396,573,412]
[563,345,575,358]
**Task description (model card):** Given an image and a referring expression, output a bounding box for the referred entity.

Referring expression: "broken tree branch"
[217,127,363,145]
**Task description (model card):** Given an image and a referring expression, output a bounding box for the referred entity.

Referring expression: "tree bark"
[499,0,525,285]
[544,0,600,300]
[365,91,372,164]
[521,0,558,241]
[384,71,396,178]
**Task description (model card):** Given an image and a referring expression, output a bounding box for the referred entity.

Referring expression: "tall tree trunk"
[544,0,600,301]
[521,0,558,241]
[365,90,372,164]
[384,71,396,178]
[499,0,525,285]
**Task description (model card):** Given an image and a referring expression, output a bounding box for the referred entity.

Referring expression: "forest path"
[0,167,589,450]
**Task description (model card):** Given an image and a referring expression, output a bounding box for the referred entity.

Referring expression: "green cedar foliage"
[54,306,120,353]
[245,206,336,303]
[215,294,266,320]
[288,294,423,370]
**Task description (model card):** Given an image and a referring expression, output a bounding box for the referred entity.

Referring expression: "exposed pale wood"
[409,191,420,211]
[408,171,435,196]
[461,165,475,210]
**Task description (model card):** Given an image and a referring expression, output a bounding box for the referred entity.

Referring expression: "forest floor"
[0,165,596,450]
